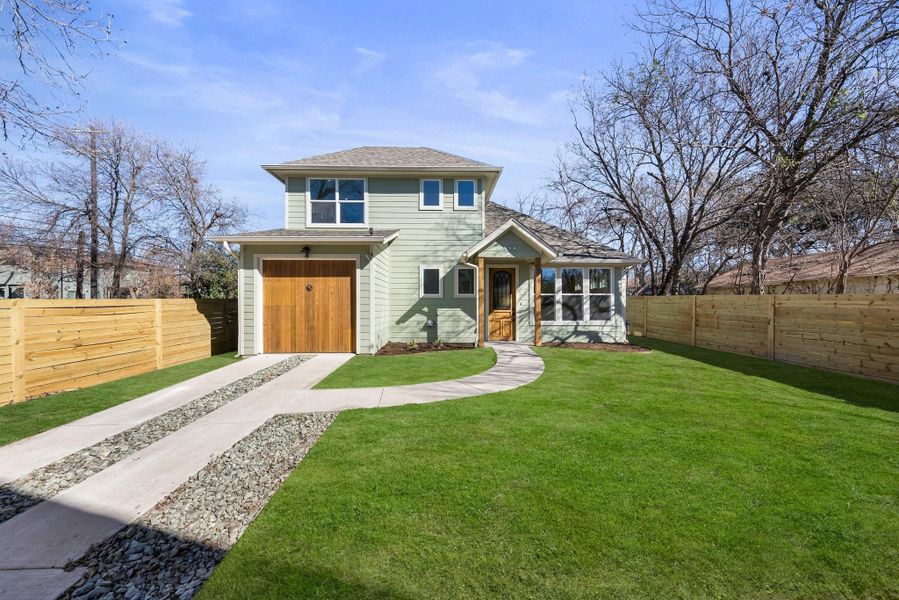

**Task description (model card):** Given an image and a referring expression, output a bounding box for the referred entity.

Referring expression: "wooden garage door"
[263,260,355,353]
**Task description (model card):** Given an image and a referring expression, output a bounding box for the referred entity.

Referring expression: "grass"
[0,352,242,446]
[200,338,899,599]
[314,347,496,389]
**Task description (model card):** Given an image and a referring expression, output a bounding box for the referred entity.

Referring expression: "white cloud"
[354,47,387,73]
[140,0,192,27]
[434,44,543,125]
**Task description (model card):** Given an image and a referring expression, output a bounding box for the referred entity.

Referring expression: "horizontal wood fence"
[0,299,238,405]
[627,294,899,384]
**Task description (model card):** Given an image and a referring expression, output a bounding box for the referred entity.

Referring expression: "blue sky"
[4,0,637,229]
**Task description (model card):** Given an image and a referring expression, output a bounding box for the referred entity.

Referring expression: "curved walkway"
[0,343,543,600]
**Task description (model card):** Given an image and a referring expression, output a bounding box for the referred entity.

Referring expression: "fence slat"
[628,293,899,384]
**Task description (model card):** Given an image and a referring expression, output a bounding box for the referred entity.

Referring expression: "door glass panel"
[492,271,511,310]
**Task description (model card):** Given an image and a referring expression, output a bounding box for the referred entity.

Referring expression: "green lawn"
[0,352,241,446]
[200,339,898,599]
[314,347,496,389]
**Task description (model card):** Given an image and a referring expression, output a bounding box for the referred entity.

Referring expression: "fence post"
[691,296,697,346]
[154,299,163,370]
[767,295,776,360]
[10,300,25,403]
[643,297,649,337]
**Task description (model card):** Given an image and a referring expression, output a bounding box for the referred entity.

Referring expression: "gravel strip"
[60,412,337,600]
[0,355,309,525]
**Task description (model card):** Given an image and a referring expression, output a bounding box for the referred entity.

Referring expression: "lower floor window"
[541,267,613,323]
[420,266,443,298]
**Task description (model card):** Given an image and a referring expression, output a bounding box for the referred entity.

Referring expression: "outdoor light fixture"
[302,246,310,259]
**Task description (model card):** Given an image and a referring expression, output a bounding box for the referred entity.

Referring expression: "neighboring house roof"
[707,240,899,289]
[484,202,640,263]
[280,146,494,168]
[210,228,400,244]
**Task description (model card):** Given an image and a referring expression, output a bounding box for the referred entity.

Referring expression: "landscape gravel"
[60,411,337,600]
[0,355,309,525]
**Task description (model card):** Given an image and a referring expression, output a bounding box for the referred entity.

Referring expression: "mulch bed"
[376,342,477,356]
[544,342,651,353]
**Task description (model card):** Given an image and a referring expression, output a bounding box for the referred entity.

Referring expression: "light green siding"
[480,231,543,259]
[285,177,306,229]
[371,242,391,351]
[365,177,483,344]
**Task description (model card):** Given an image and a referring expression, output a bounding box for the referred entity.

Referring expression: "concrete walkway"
[0,343,542,600]
[0,354,289,486]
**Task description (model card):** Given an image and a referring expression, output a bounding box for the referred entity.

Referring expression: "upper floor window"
[420,179,443,210]
[454,179,476,210]
[308,178,366,225]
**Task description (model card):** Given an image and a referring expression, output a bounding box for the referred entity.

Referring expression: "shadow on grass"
[635,337,899,413]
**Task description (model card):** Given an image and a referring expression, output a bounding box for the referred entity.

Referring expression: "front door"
[488,268,515,341]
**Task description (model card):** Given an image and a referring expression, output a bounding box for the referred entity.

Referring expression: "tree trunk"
[75,229,85,299]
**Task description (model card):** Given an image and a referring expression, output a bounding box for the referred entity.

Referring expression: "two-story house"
[212,147,641,354]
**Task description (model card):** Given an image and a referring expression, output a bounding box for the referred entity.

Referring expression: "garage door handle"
[305,284,313,292]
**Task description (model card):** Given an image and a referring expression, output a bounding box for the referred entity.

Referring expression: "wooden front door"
[488,268,515,341]
[262,260,355,353]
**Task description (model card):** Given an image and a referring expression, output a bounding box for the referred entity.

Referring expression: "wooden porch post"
[477,257,486,347]
[534,257,542,346]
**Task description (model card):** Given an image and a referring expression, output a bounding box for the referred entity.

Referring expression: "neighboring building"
[0,261,178,299]
[706,241,899,295]
[213,146,642,354]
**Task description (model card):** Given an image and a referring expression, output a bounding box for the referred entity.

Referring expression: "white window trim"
[540,266,615,324]
[455,265,476,298]
[454,179,478,211]
[305,177,369,228]
[419,179,443,211]
[420,265,444,298]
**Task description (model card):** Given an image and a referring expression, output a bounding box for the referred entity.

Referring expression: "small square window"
[455,180,476,210]
[420,266,443,298]
[8,286,24,299]
[420,179,442,210]
[456,266,475,297]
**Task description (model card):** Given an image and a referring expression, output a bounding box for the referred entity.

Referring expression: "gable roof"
[485,202,641,263]
[280,146,494,168]
[707,240,899,289]
[465,219,560,260]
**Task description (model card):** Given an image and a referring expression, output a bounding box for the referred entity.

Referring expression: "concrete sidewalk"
[0,354,288,486]
[0,343,542,600]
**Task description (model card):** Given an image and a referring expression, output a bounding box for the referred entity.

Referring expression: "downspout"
[222,240,240,260]
[461,253,479,348]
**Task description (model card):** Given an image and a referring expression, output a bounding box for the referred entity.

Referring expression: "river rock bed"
[0,355,309,525]
[61,411,337,600]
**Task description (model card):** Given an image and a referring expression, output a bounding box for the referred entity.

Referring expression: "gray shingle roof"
[280,146,496,168]
[485,202,639,262]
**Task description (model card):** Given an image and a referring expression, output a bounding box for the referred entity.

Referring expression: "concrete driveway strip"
[0,354,352,600]
[0,354,285,485]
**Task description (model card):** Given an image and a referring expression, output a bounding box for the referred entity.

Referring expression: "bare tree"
[152,145,246,297]
[643,0,899,292]
[804,140,899,292]
[564,45,753,294]
[1,0,113,141]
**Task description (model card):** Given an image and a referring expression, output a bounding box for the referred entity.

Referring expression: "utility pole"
[89,128,99,299]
